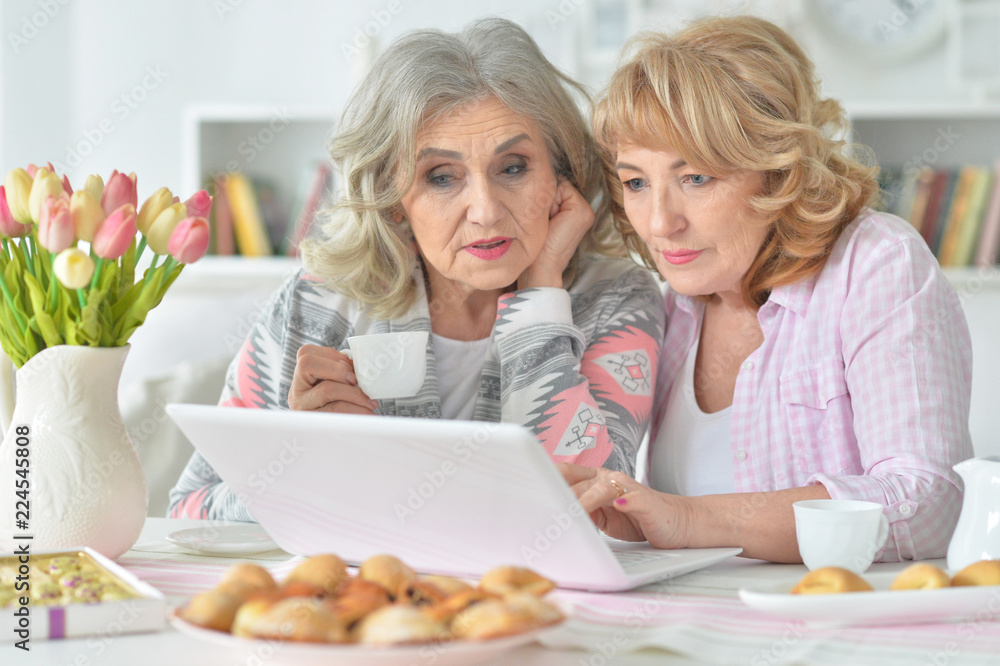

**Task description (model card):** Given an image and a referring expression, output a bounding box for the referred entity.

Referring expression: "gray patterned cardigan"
[168,254,664,520]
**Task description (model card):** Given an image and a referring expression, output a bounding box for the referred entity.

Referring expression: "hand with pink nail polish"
[288,344,377,415]
[557,463,694,550]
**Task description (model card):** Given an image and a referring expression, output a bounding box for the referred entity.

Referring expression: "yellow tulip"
[145,202,187,254]
[136,186,173,234]
[70,190,106,242]
[28,167,65,224]
[3,168,33,225]
[83,174,104,202]
[53,248,95,290]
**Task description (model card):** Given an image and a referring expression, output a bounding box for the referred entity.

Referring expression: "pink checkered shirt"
[648,210,974,561]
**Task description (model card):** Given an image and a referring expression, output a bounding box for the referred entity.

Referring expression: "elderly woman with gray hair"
[168,18,664,521]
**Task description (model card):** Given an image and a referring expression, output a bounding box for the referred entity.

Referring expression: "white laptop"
[166,404,741,592]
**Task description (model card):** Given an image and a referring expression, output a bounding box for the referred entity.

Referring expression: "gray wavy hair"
[301,17,626,319]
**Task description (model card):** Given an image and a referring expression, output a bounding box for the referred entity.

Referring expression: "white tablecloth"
[6,518,1000,665]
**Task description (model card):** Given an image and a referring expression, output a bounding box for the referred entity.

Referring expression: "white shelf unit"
[846,102,1000,170]
[182,105,337,248]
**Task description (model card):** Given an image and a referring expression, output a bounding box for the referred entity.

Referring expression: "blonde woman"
[561,16,973,562]
[169,18,664,521]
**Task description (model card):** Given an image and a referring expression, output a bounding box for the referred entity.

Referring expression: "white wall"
[1,0,985,201]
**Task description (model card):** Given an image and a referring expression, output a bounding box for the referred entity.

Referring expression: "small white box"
[3,547,165,642]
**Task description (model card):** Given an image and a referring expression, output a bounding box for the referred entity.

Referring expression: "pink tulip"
[38,195,75,253]
[0,186,28,238]
[26,162,56,179]
[61,174,73,196]
[183,190,213,219]
[167,217,210,264]
[92,203,137,259]
[100,170,137,215]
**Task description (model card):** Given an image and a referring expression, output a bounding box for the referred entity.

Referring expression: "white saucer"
[166,524,280,556]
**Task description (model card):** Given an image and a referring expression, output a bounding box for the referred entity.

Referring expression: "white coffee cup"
[339,331,429,400]
[793,499,890,573]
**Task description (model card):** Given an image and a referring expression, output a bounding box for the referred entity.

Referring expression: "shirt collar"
[766,270,818,316]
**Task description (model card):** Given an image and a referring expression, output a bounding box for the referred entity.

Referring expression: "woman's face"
[399,96,558,294]
[615,145,769,301]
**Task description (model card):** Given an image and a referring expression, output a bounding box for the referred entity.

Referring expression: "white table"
[6,518,999,665]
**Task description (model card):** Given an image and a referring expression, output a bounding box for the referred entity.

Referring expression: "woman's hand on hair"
[557,463,694,549]
[517,179,594,290]
[289,344,379,415]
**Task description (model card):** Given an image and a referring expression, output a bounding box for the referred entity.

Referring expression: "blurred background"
[3,0,1000,514]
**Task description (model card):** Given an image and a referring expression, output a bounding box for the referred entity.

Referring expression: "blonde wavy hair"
[302,18,626,319]
[593,16,878,307]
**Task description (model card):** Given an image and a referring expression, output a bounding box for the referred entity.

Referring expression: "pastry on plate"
[889,563,951,590]
[952,560,1000,587]
[219,563,277,592]
[180,589,246,632]
[324,578,391,625]
[284,554,348,595]
[353,605,451,645]
[790,567,873,594]
[478,566,556,597]
[423,588,497,623]
[235,597,349,643]
[450,597,540,640]
[359,554,417,600]
[420,575,473,596]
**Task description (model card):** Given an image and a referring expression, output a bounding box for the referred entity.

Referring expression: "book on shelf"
[875,161,1000,267]
[223,172,274,257]
[954,168,995,267]
[209,174,235,255]
[282,161,334,257]
[929,170,959,257]
[937,166,977,266]
[907,167,937,238]
[974,162,1000,267]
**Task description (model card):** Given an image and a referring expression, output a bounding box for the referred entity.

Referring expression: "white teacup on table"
[340,331,429,400]
[793,499,889,573]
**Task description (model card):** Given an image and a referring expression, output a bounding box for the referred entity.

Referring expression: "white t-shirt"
[648,334,735,497]
[431,333,491,421]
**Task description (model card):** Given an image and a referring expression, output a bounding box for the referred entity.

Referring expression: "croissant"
[324,578,391,625]
[478,566,555,597]
[284,554,348,595]
[791,567,873,594]
[952,560,1000,587]
[890,563,951,590]
[235,598,349,643]
[359,554,417,600]
[353,605,451,645]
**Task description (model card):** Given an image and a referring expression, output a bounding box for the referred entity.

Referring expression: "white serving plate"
[168,607,562,666]
[166,524,280,556]
[739,572,1000,626]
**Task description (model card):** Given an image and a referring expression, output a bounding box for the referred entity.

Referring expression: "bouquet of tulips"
[0,163,212,367]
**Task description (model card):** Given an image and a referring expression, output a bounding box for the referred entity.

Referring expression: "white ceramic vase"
[0,344,147,559]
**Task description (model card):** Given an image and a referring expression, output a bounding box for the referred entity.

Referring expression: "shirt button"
[743,360,754,370]
[736,450,748,461]
[900,504,911,515]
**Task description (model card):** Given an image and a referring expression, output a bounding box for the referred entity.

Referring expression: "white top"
[648,334,735,497]
[431,333,492,421]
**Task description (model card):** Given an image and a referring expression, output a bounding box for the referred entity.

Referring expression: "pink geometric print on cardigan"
[543,392,611,467]
[229,337,266,408]
[169,485,211,519]
[583,325,659,421]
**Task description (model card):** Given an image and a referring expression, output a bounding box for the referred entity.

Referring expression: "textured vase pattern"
[0,345,147,559]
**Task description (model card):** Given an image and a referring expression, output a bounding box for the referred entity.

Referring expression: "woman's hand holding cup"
[289,344,379,415]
